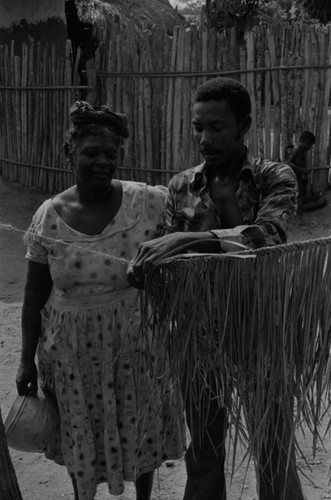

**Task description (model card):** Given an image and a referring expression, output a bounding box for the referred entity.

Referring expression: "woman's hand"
[127,261,145,289]
[16,359,38,396]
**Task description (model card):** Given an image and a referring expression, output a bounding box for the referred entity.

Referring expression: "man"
[129,77,303,500]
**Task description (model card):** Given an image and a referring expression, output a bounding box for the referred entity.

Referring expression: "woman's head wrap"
[64,101,129,164]
[69,101,129,138]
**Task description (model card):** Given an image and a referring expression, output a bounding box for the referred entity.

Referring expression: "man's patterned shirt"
[160,152,298,248]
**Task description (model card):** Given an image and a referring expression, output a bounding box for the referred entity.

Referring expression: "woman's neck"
[75,183,114,206]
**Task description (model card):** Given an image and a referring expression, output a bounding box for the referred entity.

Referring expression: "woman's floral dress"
[25,181,186,499]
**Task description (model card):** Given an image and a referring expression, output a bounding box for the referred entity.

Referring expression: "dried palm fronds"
[142,236,331,480]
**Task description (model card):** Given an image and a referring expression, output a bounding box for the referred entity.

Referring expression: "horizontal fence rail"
[0,22,331,192]
[96,64,331,78]
[0,85,93,90]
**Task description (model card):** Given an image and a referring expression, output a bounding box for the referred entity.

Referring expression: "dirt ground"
[2,176,331,500]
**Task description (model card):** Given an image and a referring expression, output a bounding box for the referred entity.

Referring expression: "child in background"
[286,131,315,210]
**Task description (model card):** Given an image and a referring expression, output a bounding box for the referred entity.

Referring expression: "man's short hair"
[193,77,251,122]
[299,130,315,144]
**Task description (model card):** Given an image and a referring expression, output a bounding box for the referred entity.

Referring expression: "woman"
[15,101,185,500]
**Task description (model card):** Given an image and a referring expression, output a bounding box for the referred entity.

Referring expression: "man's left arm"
[243,161,298,247]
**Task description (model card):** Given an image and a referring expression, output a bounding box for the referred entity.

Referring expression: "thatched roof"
[75,0,183,35]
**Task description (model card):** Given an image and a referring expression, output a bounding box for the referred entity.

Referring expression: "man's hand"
[16,359,38,396]
[128,231,249,290]
[131,233,188,278]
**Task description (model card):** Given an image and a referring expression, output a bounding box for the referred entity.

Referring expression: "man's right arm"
[158,180,181,235]
[130,178,248,279]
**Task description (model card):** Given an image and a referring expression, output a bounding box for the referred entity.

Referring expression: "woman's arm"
[16,261,53,395]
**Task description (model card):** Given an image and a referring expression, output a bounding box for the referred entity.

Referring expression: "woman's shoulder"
[33,186,74,218]
[117,182,166,227]
[31,198,53,221]
[28,195,61,236]
[52,186,76,212]
[121,180,167,198]
[148,183,168,197]
[25,198,55,246]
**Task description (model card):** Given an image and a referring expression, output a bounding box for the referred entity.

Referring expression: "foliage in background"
[259,0,310,24]
[298,0,331,23]
[177,0,322,34]
[204,0,261,34]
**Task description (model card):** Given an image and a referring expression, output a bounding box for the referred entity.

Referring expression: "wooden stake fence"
[0,22,331,193]
[96,22,331,190]
[0,39,84,192]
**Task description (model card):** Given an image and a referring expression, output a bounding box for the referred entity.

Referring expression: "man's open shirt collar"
[189,151,255,194]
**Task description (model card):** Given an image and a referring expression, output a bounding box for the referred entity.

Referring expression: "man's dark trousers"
[182,374,227,500]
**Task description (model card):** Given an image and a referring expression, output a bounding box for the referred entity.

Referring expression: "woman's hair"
[63,101,129,166]
[193,77,251,122]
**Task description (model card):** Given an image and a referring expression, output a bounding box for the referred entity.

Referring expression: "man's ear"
[240,115,252,135]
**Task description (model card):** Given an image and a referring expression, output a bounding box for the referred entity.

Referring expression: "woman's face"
[72,133,120,190]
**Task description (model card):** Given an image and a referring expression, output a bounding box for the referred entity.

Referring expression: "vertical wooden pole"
[0,408,23,500]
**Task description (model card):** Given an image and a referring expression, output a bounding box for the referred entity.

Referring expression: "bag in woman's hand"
[4,393,60,454]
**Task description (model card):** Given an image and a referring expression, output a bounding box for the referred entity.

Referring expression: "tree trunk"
[0,407,22,500]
